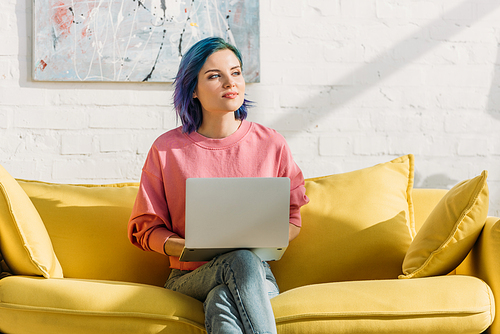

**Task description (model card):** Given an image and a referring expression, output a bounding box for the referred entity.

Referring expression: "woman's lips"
[223,92,238,99]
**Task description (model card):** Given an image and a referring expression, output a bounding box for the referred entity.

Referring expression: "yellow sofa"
[0,155,497,334]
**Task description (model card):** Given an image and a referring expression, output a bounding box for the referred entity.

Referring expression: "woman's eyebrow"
[204,65,241,74]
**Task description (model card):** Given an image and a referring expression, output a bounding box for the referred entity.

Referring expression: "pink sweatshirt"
[128,120,309,270]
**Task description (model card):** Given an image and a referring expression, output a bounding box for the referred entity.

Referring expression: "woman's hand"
[289,223,300,242]
[164,236,186,257]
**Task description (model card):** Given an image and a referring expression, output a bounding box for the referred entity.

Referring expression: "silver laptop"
[179,177,290,262]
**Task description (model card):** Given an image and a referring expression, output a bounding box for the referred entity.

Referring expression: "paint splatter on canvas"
[33,0,260,82]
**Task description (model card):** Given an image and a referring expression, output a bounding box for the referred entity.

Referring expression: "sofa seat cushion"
[272,275,495,334]
[0,276,205,334]
[1,276,492,334]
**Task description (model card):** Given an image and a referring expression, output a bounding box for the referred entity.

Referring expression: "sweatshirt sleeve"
[128,146,177,255]
[278,139,310,227]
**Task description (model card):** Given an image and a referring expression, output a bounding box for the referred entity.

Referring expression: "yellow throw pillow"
[0,164,63,278]
[271,155,415,292]
[400,171,489,279]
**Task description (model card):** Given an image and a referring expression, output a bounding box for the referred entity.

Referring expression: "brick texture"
[1,0,499,216]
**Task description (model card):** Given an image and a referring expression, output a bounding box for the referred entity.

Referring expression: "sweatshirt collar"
[185,120,252,149]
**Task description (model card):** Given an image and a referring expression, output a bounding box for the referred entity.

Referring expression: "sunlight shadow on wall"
[268,0,500,135]
[487,38,500,120]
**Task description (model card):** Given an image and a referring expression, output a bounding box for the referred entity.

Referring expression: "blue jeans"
[164,250,280,334]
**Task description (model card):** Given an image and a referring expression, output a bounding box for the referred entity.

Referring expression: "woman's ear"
[192,91,198,99]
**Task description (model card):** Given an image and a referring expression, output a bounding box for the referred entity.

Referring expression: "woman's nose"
[223,76,236,88]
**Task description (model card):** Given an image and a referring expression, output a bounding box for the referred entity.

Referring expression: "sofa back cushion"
[17,180,170,287]
[270,155,415,292]
[0,164,63,278]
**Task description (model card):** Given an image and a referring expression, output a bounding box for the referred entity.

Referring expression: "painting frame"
[32,0,260,83]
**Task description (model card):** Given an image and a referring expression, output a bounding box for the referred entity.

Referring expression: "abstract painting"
[33,0,260,82]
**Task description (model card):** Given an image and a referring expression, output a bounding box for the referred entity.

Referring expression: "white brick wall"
[1,0,500,216]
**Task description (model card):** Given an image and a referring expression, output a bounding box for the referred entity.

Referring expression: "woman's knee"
[227,249,262,268]
[224,250,265,282]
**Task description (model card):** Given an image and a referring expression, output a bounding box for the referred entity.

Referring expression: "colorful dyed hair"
[173,37,251,134]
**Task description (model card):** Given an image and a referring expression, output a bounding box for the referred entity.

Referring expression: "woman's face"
[193,49,245,116]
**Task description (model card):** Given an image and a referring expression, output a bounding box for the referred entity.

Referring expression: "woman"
[128,37,309,334]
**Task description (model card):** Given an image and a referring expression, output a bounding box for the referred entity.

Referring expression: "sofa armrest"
[456,216,500,334]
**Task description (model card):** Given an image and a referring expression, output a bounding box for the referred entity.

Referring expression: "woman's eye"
[208,74,220,79]
[232,71,241,76]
